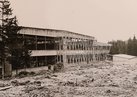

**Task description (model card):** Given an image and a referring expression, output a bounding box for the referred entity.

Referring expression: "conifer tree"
[0,0,20,78]
[0,0,31,78]
[109,35,137,56]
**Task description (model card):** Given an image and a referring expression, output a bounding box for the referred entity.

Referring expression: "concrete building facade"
[18,27,111,67]
[0,26,111,77]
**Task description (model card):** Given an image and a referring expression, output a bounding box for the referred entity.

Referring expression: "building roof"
[113,54,137,59]
[19,26,95,40]
[93,42,112,47]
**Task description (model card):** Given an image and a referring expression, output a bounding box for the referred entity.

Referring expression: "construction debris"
[0,61,137,97]
[0,86,12,91]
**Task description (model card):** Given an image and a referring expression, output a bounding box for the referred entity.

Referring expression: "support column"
[35,36,38,66]
[81,55,83,63]
[57,37,62,64]
[62,37,67,66]
[45,37,47,65]
[72,56,74,64]
[92,46,96,62]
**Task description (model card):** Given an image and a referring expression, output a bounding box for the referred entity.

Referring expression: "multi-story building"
[0,26,111,77]
[19,27,111,66]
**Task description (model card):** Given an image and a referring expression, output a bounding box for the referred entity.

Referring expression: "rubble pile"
[0,61,137,96]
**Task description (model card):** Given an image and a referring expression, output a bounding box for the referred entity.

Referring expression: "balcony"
[31,50,58,56]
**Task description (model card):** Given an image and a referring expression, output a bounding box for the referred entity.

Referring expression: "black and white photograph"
[0,0,137,97]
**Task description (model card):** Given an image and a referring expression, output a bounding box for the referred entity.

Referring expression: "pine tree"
[132,35,137,56]
[109,35,137,56]
[0,0,20,78]
[0,0,32,77]
[0,0,32,78]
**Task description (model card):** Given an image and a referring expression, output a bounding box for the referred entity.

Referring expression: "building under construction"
[18,27,111,66]
[0,26,111,77]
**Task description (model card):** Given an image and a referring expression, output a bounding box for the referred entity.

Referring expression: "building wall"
[17,27,111,67]
[1,26,111,77]
[0,25,112,79]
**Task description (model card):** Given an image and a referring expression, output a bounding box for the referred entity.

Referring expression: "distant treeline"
[108,36,137,56]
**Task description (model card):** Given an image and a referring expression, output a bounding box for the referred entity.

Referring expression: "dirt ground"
[1,61,137,97]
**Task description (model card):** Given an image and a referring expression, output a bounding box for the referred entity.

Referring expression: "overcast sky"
[10,0,137,43]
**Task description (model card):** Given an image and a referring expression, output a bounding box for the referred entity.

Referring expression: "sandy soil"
[1,61,137,97]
